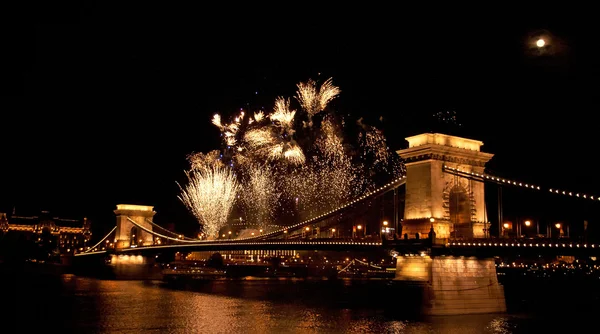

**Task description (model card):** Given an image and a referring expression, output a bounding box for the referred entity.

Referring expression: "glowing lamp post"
[523,219,540,238]
[503,222,510,238]
[382,221,388,238]
[303,226,310,238]
[554,223,567,238]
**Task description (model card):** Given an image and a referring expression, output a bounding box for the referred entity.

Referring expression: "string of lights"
[443,165,600,203]
[117,240,383,253]
[448,241,597,249]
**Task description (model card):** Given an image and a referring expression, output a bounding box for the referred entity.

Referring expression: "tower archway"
[114,204,156,249]
[397,133,493,239]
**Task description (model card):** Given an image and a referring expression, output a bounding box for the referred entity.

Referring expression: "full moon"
[536,38,545,47]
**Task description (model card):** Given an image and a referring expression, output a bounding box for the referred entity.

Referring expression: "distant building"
[0,210,92,255]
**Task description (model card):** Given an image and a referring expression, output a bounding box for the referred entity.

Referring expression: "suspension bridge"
[75,132,599,258]
[71,132,600,316]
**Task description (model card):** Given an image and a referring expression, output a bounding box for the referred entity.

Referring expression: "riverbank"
[0,260,70,276]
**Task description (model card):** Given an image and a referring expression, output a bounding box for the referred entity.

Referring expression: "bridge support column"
[107,253,163,280]
[395,255,506,315]
[114,204,156,250]
[397,133,494,240]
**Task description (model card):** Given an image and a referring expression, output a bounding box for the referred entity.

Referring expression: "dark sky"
[2,4,599,236]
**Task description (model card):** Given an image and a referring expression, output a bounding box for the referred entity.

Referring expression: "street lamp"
[331,228,336,238]
[382,221,388,238]
[522,219,539,238]
[554,223,562,239]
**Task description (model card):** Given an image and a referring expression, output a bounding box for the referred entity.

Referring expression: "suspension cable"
[127,217,201,243]
[354,258,382,269]
[144,218,197,241]
[82,226,116,253]
[338,259,355,273]
[249,176,407,241]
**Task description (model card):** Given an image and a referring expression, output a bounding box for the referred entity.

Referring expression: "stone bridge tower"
[114,204,156,249]
[397,133,494,239]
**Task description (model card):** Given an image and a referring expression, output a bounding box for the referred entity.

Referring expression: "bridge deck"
[75,236,600,258]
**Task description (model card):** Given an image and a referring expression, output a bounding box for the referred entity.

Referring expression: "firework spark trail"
[253,111,265,122]
[356,117,405,190]
[187,150,224,172]
[317,77,341,112]
[270,97,296,129]
[282,144,305,164]
[295,77,340,118]
[245,127,276,148]
[177,165,240,238]
[212,111,246,148]
[241,164,280,228]
[317,116,345,159]
[281,116,356,220]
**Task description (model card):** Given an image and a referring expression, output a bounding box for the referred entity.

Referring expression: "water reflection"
[2,273,597,333]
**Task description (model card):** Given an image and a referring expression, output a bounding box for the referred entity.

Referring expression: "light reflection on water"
[2,273,595,333]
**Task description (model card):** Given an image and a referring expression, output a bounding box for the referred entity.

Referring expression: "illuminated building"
[0,210,92,255]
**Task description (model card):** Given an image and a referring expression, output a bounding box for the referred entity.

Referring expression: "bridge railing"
[449,236,580,243]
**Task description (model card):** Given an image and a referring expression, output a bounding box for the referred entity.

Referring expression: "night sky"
[2,5,599,237]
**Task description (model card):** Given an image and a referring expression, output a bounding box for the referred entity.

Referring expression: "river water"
[2,269,597,333]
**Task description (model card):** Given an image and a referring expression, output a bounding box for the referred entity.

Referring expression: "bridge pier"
[394,255,506,315]
[106,253,163,280]
[72,252,163,280]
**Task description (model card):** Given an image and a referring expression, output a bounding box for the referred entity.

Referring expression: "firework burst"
[177,157,240,238]
[180,77,404,233]
[296,77,341,119]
